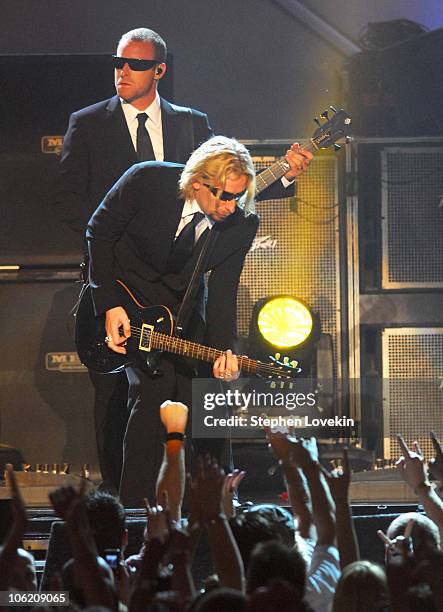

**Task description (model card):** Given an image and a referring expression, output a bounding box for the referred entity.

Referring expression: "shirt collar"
[120,91,162,126]
[182,199,215,227]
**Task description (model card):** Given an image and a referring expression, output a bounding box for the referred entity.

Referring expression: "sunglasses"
[203,183,247,202]
[112,55,160,71]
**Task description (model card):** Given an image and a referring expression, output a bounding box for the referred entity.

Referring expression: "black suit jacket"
[53,95,212,236]
[87,163,259,350]
[54,94,292,240]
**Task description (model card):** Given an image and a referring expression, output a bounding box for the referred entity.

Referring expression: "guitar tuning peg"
[330,105,337,113]
[334,143,341,151]
[289,383,294,390]
[274,352,281,361]
[270,381,276,389]
[314,117,321,127]
[320,110,329,120]
[290,360,298,368]
[283,356,289,364]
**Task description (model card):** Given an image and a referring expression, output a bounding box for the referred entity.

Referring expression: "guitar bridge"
[139,323,154,352]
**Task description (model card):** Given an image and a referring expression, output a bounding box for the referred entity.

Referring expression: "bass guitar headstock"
[311,107,352,151]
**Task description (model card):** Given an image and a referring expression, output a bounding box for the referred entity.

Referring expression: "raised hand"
[321,449,351,503]
[144,496,171,544]
[378,518,415,563]
[222,469,246,518]
[265,428,319,468]
[265,427,296,464]
[395,434,427,490]
[188,455,225,523]
[160,400,188,435]
[48,479,87,520]
[287,436,319,470]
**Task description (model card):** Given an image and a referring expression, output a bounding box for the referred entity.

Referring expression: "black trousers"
[89,370,129,493]
[119,357,230,508]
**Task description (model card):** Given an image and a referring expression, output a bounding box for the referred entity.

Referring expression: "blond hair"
[179,136,256,215]
[332,560,388,612]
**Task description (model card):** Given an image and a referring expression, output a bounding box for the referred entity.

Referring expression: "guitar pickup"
[139,323,154,352]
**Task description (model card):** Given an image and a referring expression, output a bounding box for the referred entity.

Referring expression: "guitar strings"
[117,324,293,377]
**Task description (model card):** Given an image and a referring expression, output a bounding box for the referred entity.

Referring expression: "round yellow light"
[257,297,313,348]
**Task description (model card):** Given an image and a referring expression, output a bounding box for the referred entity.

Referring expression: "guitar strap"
[175,226,218,336]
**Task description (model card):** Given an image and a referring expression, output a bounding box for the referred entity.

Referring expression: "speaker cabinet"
[354,138,443,291]
[346,138,443,455]
[0,275,98,472]
[238,145,345,386]
[381,327,443,460]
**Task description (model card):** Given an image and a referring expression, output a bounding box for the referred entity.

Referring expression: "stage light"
[248,296,320,374]
[256,296,314,349]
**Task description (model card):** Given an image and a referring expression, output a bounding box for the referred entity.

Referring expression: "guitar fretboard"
[255,140,317,196]
[135,326,291,378]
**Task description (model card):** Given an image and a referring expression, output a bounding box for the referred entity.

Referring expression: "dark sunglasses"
[112,55,160,71]
[203,183,247,202]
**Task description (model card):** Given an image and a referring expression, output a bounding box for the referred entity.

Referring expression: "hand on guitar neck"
[213,348,240,381]
[283,143,314,181]
[105,306,131,354]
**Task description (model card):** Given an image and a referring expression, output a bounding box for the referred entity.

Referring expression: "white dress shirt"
[120,92,164,161]
[175,199,213,241]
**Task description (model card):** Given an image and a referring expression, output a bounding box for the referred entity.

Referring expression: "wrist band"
[166,432,185,442]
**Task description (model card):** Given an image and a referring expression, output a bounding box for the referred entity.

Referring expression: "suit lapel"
[105,96,138,165]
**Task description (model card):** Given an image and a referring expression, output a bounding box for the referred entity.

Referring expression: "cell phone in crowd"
[104,548,121,569]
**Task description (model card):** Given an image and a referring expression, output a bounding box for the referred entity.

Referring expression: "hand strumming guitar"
[105,306,131,354]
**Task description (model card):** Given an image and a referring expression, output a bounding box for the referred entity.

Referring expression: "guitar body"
[75,282,174,373]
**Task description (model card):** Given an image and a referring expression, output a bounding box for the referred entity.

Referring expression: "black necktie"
[136,113,155,161]
[167,212,205,273]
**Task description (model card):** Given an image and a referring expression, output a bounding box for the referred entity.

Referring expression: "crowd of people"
[1,402,443,611]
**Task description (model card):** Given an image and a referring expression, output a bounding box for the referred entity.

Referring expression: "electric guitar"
[75,280,299,379]
[75,107,352,377]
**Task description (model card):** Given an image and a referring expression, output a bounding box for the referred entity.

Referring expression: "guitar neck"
[151,330,259,374]
[255,140,317,196]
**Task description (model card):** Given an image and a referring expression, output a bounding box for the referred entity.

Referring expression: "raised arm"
[189,455,245,591]
[396,434,443,542]
[155,400,188,521]
[272,435,336,546]
[321,449,360,568]
[265,428,312,539]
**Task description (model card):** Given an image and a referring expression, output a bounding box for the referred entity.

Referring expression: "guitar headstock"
[311,107,352,151]
[256,353,301,383]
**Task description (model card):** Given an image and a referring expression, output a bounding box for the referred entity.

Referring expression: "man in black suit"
[87,136,266,506]
[53,28,214,494]
[54,27,306,495]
